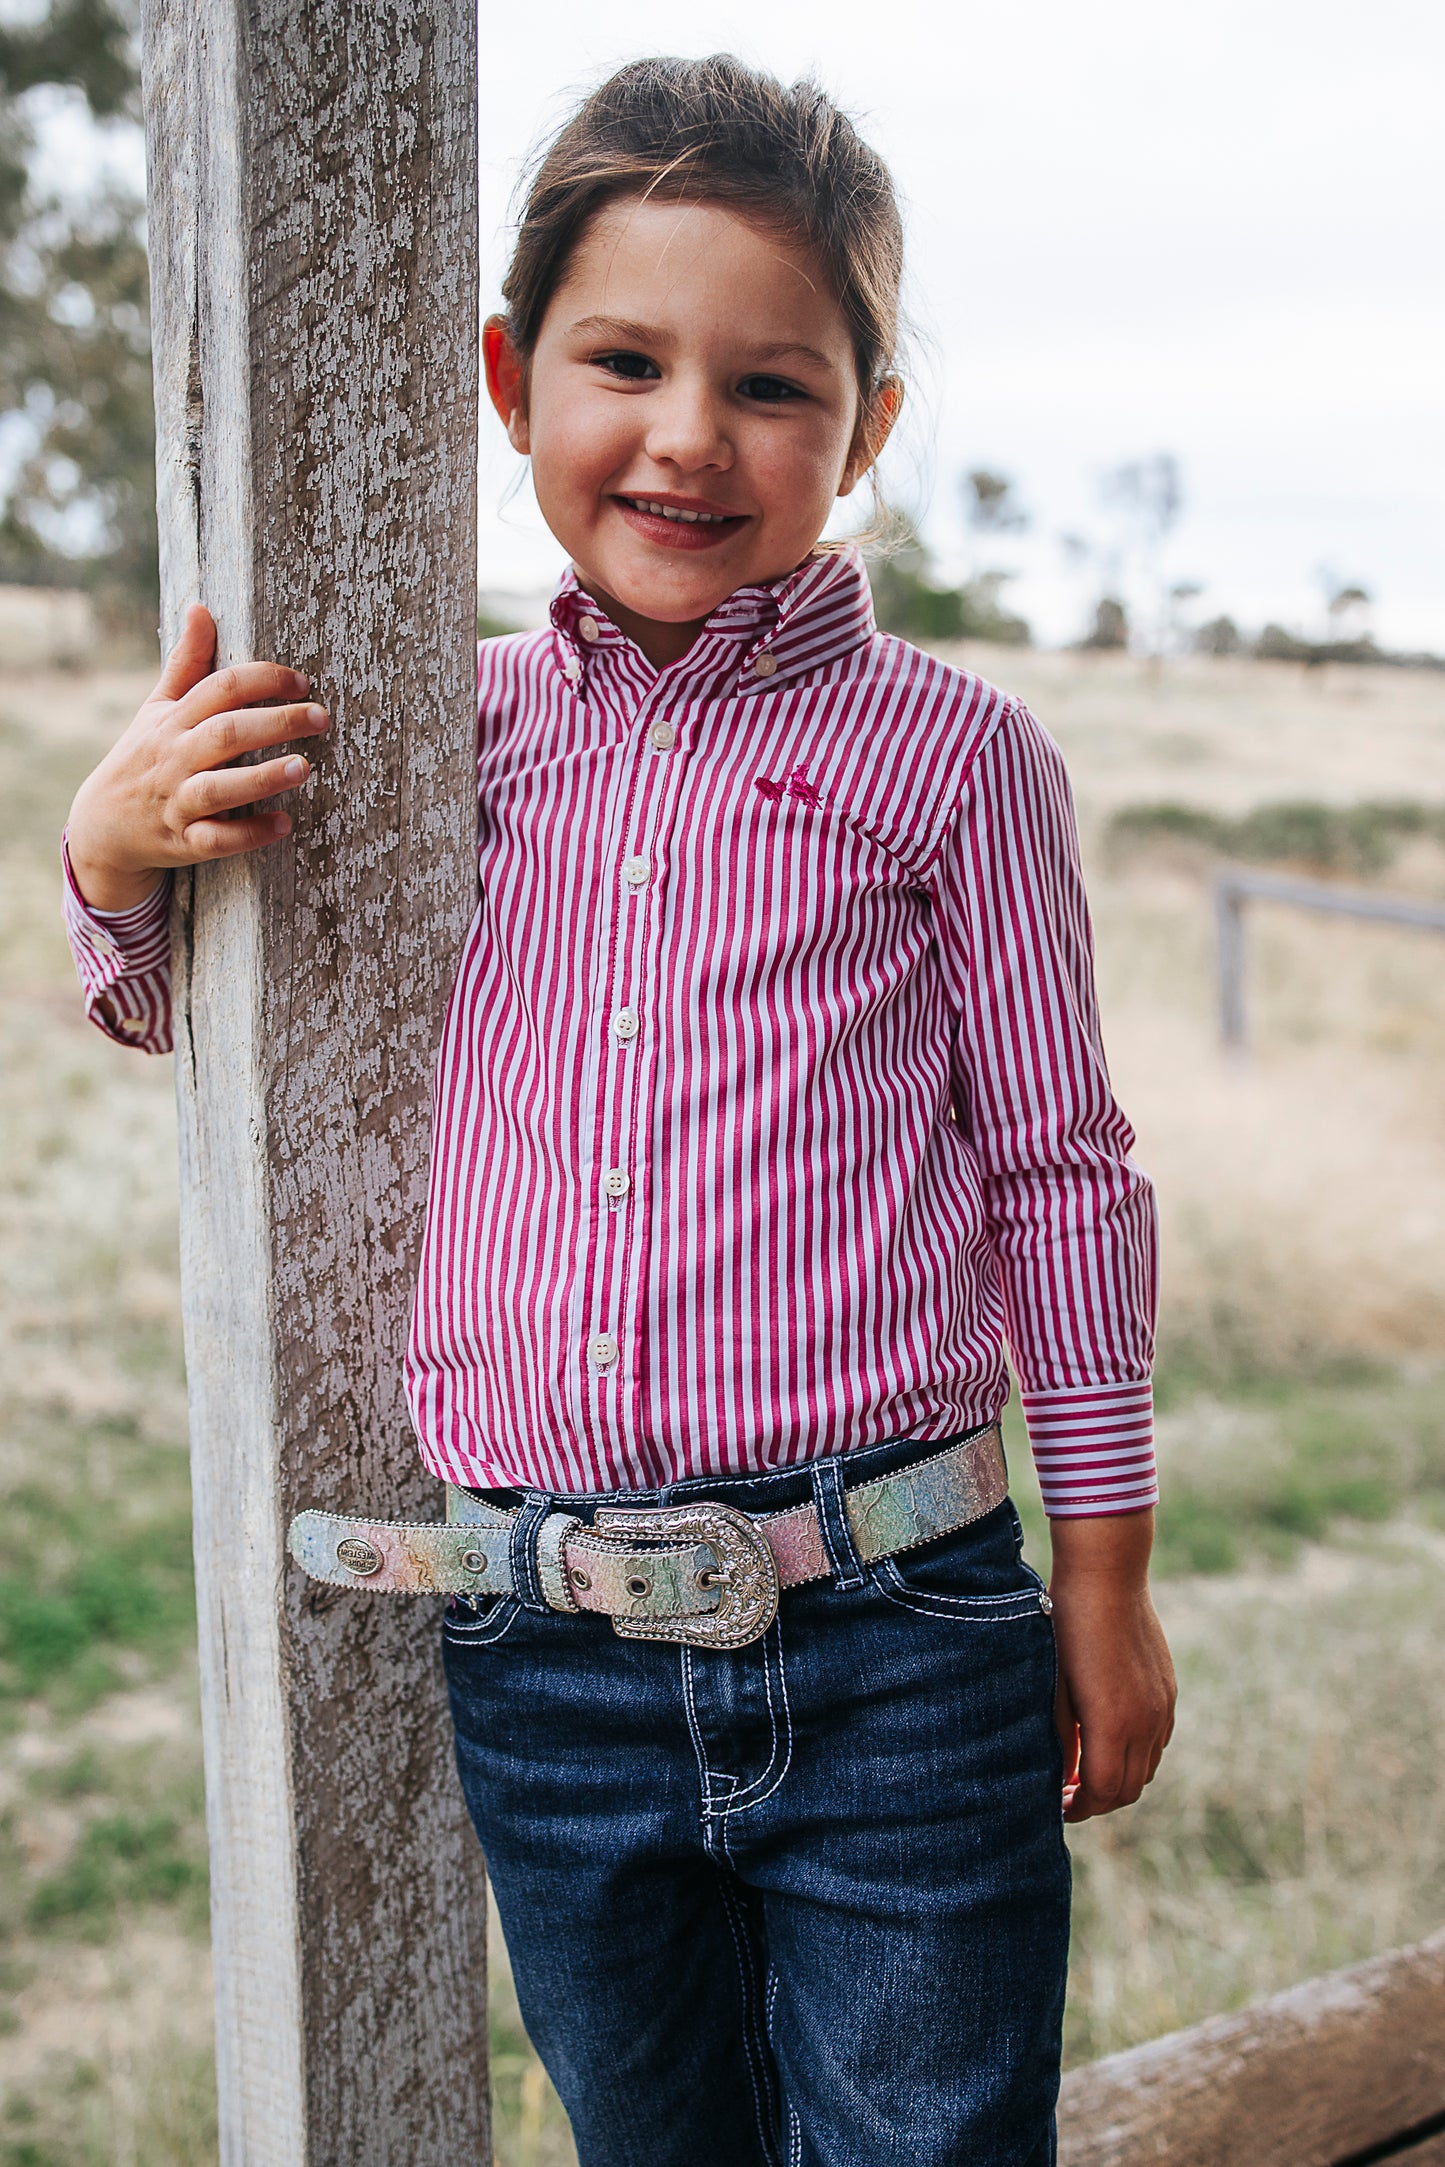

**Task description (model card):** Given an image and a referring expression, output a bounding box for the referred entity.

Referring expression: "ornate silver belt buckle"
[589,1500,780,1651]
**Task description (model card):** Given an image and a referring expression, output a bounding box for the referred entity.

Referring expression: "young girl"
[63,55,1175,2167]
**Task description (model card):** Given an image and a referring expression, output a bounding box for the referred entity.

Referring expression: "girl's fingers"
[1067,1723,1169,1821]
[194,701,329,766]
[172,754,312,826]
[151,601,218,702]
[173,659,312,731]
[179,810,295,860]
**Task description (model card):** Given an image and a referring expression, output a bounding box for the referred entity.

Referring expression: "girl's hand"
[66,601,330,913]
[1047,1510,1177,1822]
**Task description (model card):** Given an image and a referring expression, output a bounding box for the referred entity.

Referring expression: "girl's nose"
[643,379,732,473]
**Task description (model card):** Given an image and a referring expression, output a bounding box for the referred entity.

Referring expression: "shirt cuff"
[61,830,174,1050]
[1020,1378,1158,1518]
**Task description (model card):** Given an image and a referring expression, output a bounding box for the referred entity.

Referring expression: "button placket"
[579,676,691,1458]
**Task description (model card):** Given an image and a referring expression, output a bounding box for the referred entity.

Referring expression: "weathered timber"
[1335,2126,1445,2167]
[1380,2134,1445,2166]
[1058,1928,1445,2167]
[139,3,483,2161]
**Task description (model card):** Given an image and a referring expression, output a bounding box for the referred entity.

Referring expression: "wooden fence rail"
[1059,1928,1445,2166]
[1215,867,1445,1050]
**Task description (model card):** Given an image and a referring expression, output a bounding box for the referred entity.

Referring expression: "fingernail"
[284,757,309,783]
[305,704,328,727]
[295,672,311,692]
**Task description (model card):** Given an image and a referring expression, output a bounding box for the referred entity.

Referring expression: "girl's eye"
[593,351,659,381]
[738,375,805,402]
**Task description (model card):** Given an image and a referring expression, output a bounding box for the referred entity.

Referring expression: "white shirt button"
[753,652,778,677]
[589,1332,619,1368]
[622,855,651,889]
[612,1008,640,1042]
[563,653,583,684]
[648,719,677,750]
[577,614,600,643]
[603,1168,631,1198]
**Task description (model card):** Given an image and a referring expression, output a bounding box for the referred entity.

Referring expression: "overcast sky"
[475,0,1444,649]
[18,0,1442,648]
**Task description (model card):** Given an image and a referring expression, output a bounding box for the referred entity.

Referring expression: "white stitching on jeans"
[722,1627,794,1818]
[872,1559,1045,1621]
[718,1628,790,1810]
[681,1650,713,1805]
[439,1599,522,1646]
[717,1877,785,2166]
[683,1648,739,1861]
[766,1967,801,2167]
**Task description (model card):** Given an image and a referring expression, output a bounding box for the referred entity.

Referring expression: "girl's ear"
[484,314,531,455]
[838,375,903,498]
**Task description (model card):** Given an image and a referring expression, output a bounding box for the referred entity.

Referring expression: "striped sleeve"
[931,701,1159,1517]
[61,832,175,1054]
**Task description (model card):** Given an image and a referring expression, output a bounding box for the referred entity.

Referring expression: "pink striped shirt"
[63,544,1157,1515]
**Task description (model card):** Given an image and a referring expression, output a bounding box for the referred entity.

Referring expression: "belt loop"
[811,1458,867,1590]
[509,1493,554,1615]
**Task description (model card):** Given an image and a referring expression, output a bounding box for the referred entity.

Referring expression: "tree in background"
[1079,596,1128,651]
[868,514,1030,648]
[1195,613,1243,657]
[1166,579,1204,654]
[1098,452,1186,657]
[0,0,155,629]
[1316,566,1373,646]
[962,468,1029,553]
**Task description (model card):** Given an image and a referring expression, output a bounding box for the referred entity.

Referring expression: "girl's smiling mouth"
[614,493,749,548]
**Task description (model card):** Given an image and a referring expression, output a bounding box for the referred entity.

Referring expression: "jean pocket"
[870,1498,1051,1623]
[440,1593,523,1648]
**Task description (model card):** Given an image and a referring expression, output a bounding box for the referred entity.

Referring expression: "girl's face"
[486,198,895,668]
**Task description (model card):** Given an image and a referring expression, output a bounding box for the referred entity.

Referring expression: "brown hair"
[500,54,906,451]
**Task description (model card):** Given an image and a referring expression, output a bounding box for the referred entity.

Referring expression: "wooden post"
[1215,876,1248,1052]
[139,4,485,2161]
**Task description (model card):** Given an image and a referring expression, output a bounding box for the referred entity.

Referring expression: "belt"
[287,1425,1007,1652]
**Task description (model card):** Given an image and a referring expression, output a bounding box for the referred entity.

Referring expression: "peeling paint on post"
[139,3,485,2160]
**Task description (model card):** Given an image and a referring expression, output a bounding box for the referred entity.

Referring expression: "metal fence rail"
[1215,868,1445,1049]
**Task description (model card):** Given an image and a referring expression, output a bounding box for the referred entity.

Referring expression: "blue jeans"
[442,1428,1070,2167]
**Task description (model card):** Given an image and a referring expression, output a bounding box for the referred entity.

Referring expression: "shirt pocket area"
[869,1497,1051,1623]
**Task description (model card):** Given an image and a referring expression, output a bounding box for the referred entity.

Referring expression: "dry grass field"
[2,642,1443,2164]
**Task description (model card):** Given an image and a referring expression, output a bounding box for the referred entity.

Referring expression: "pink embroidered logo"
[755,764,825,808]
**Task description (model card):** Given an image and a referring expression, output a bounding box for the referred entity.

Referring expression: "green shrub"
[1105,797,1445,879]
[28,1813,205,1932]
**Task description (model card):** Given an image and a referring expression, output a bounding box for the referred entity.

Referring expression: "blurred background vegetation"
[0,0,153,634]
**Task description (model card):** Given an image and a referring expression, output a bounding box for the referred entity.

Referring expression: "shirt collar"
[547,543,876,694]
